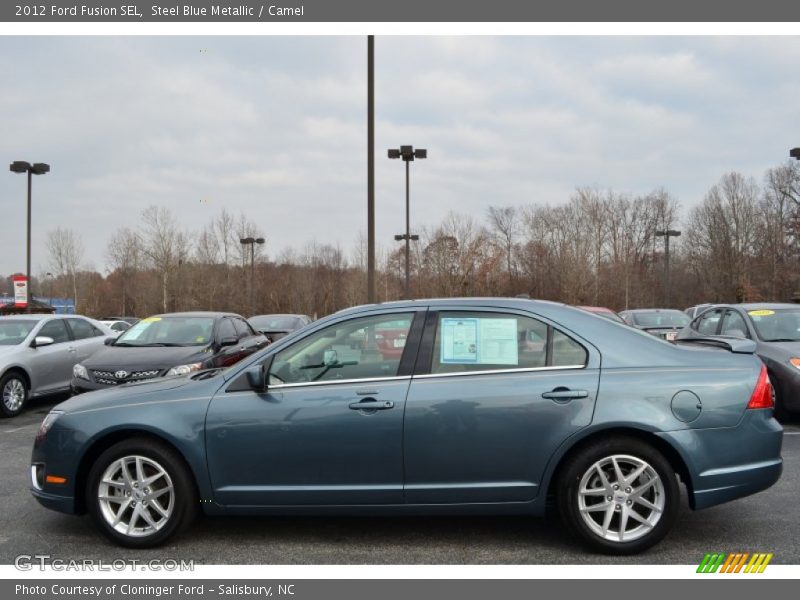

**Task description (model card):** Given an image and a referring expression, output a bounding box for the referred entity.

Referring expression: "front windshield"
[632,311,690,328]
[0,320,36,345]
[747,309,800,342]
[251,316,299,330]
[114,316,215,346]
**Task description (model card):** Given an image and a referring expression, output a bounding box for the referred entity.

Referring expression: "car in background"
[248,313,312,343]
[618,309,690,342]
[71,312,268,393]
[0,314,114,417]
[100,320,132,336]
[100,316,140,326]
[684,304,716,319]
[33,298,781,554]
[577,306,626,324]
[677,302,800,418]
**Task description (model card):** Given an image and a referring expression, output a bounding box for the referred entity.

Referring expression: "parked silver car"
[0,314,113,417]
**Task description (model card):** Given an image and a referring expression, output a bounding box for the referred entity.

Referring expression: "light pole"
[9,161,49,312]
[655,229,681,306]
[388,145,426,299]
[240,237,265,315]
[367,35,376,304]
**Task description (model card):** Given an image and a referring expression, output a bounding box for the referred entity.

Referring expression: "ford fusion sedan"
[619,309,690,341]
[32,298,782,553]
[71,312,268,393]
[0,314,113,417]
[677,302,800,418]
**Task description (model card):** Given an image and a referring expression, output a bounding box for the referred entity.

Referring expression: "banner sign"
[3,1,800,23]
[12,275,28,308]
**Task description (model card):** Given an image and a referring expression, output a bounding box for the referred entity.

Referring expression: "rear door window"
[38,319,71,344]
[66,318,101,340]
[431,312,586,374]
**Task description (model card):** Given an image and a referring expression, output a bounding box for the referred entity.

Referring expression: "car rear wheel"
[0,372,29,418]
[557,437,679,554]
[86,438,198,548]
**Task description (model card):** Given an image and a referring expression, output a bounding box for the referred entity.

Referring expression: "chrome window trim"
[413,364,586,380]
[269,375,412,390]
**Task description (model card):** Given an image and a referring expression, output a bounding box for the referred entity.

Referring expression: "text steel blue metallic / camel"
[30,298,782,554]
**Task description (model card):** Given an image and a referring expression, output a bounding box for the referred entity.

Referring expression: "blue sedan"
[30,298,783,554]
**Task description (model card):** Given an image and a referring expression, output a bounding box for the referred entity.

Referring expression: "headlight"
[166,362,203,377]
[73,364,89,380]
[36,410,63,442]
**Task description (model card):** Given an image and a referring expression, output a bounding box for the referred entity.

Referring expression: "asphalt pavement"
[1,394,798,565]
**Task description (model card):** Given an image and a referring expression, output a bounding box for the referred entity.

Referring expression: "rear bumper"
[656,408,783,510]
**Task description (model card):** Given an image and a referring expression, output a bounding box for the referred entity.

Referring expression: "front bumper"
[657,408,783,510]
[70,377,110,394]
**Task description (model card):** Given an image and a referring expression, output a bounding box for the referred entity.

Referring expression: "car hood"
[0,345,24,359]
[760,340,800,357]
[54,375,200,415]
[82,345,212,370]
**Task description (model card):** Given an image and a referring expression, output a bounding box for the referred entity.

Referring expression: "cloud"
[0,36,798,279]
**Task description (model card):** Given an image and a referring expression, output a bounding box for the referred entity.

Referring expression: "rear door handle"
[349,398,394,411]
[542,387,589,402]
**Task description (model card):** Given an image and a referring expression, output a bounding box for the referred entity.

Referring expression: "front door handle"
[349,398,394,411]
[542,387,589,402]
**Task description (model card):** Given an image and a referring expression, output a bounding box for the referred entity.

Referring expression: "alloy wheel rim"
[577,454,665,543]
[2,378,25,411]
[98,455,175,538]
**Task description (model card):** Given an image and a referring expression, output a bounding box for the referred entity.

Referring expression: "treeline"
[3,161,799,319]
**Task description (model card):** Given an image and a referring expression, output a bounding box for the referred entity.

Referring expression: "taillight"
[747,365,774,410]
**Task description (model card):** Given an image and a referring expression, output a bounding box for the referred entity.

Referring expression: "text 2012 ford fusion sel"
[31,298,782,554]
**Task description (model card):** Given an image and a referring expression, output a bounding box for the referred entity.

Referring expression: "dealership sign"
[12,275,28,307]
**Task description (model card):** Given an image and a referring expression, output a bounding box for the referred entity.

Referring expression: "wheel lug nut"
[626,500,632,505]
[625,487,632,493]
[613,485,619,490]
[615,504,621,511]
[607,495,612,501]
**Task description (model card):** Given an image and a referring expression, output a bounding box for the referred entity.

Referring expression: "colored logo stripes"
[697,552,773,573]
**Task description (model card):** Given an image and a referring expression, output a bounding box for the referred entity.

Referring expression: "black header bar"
[3,0,800,23]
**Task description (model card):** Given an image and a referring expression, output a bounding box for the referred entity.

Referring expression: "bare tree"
[46,227,85,311]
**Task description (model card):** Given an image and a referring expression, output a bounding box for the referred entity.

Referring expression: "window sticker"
[440,317,519,365]
[748,310,775,317]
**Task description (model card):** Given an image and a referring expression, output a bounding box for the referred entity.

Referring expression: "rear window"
[632,312,689,328]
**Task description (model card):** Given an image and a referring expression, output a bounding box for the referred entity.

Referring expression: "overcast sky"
[1,36,799,277]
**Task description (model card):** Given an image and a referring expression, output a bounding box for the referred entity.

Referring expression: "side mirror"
[220,336,238,347]
[104,337,115,346]
[245,364,268,393]
[32,336,54,348]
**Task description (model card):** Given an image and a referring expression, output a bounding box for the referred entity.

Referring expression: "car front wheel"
[0,372,29,418]
[557,437,679,554]
[86,438,198,548]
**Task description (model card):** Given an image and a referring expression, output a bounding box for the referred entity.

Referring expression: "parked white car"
[100,320,132,336]
[0,314,114,417]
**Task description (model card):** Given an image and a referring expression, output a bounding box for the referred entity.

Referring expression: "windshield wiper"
[140,342,187,347]
[763,338,800,343]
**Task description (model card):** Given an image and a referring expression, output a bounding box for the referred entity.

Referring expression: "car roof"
[250,314,306,319]
[150,311,240,319]
[0,313,82,321]
[619,308,685,314]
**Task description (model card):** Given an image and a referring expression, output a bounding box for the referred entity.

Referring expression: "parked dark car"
[71,312,268,393]
[618,309,690,341]
[677,302,800,418]
[577,306,626,324]
[34,298,781,554]
[248,313,312,343]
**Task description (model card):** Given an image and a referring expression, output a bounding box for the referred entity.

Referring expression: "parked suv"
[71,312,268,393]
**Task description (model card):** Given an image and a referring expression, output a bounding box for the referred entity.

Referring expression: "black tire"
[556,436,680,555]
[86,437,198,548]
[0,371,29,418]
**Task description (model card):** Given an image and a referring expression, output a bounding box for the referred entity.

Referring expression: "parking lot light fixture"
[9,160,50,313]
[388,145,427,299]
[240,237,265,315]
[654,229,681,307]
[790,148,800,160]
